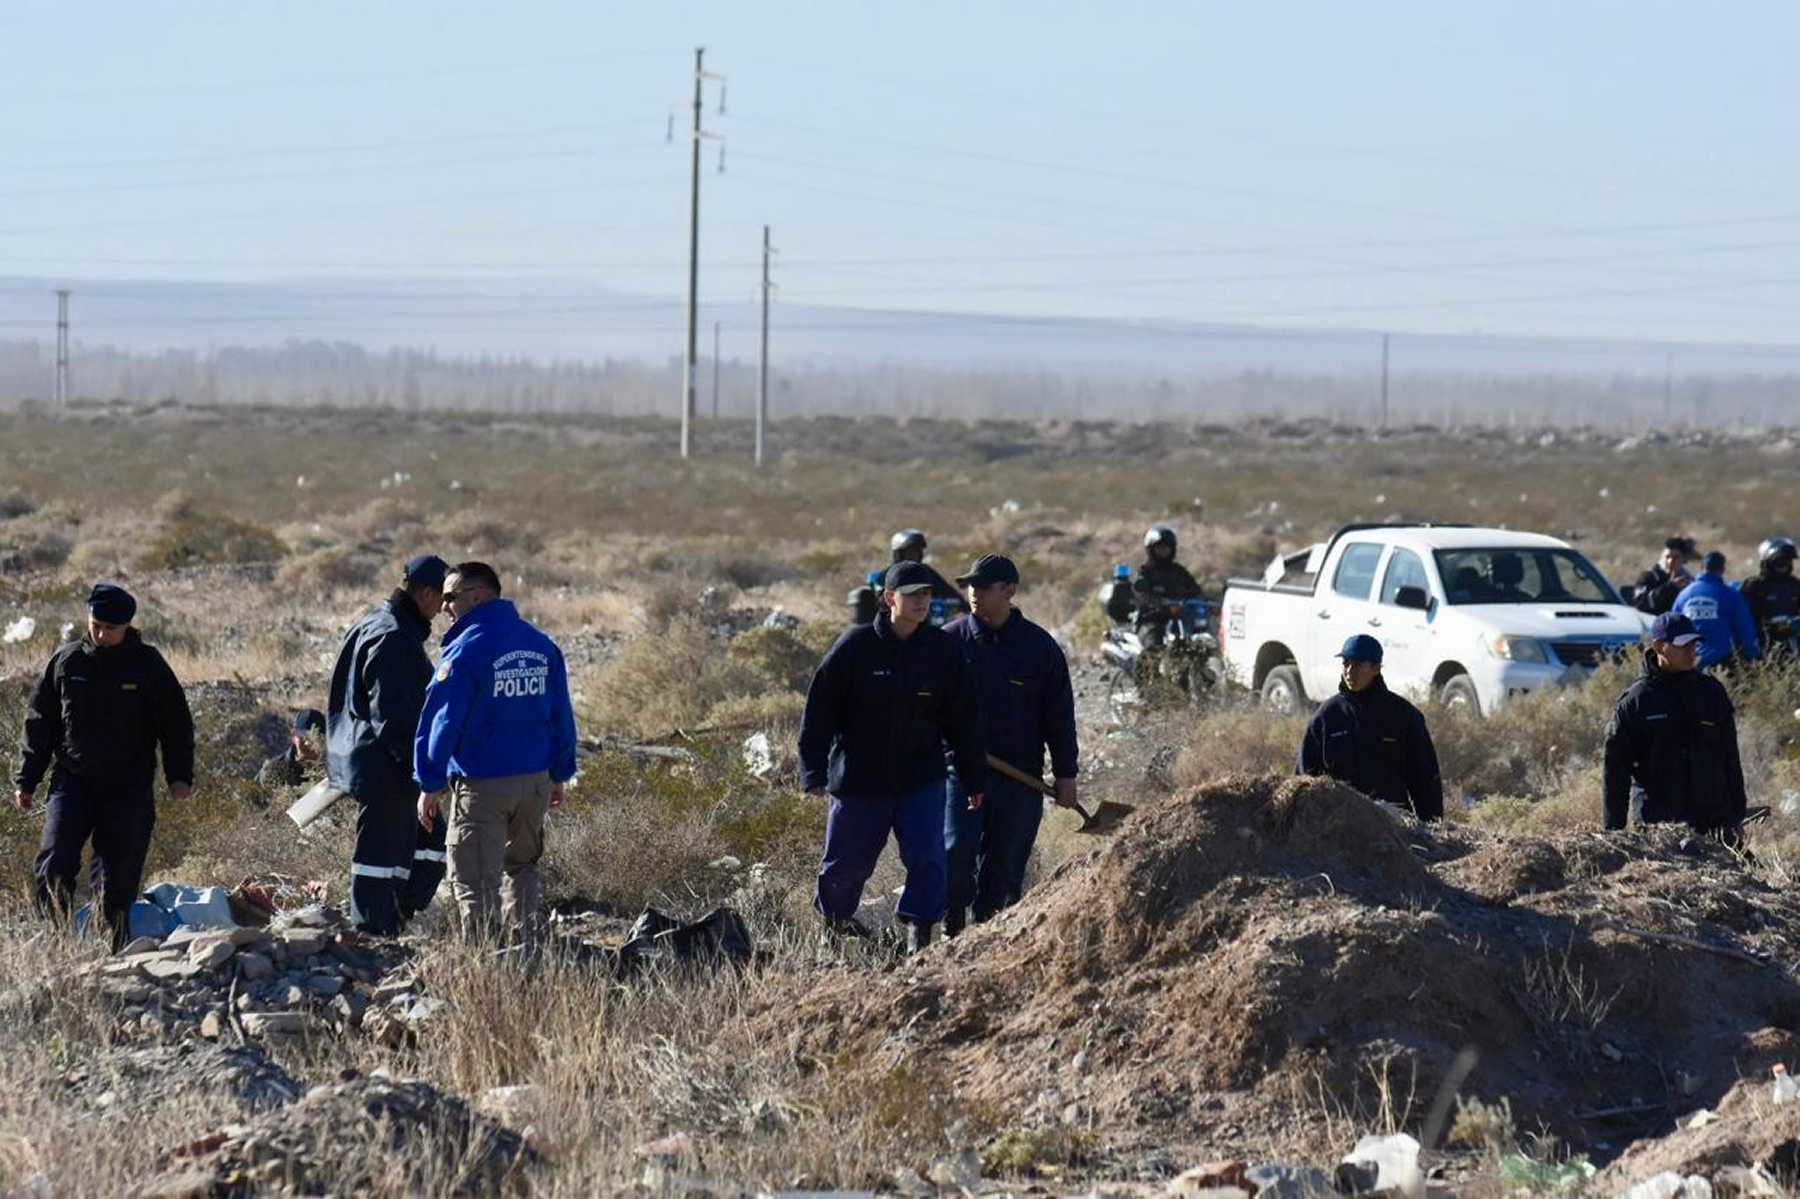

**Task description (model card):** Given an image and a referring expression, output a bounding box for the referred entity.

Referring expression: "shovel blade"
[1074,799,1134,834]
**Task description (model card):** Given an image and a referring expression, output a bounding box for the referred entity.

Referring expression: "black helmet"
[890,529,927,561]
[1144,524,1177,554]
[1759,536,1797,567]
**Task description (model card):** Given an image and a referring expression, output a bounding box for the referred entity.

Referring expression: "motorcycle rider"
[1132,525,1202,648]
[1741,537,1800,658]
[1632,536,1696,617]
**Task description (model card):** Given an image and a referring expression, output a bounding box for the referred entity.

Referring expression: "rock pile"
[83,904,426,1046]
[138,1069,535,1197]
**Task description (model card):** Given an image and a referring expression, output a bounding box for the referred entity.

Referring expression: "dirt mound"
[752,774,1800,1172]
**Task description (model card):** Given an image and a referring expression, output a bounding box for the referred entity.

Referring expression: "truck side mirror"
[1394,585,1430,611]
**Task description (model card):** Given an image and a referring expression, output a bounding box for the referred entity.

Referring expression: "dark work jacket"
[1603,652,1746,832]
[15,630,195,793]
[798,611,986,798]
[1133,558,1202,604]
[1296,678,1443,821]
[326,591,433,798]
[943,609,1078,783]
[1632,566,1688,617]
[1741,571,1800,636]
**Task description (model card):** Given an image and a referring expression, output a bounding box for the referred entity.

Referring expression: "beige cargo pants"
[445,771,550,941]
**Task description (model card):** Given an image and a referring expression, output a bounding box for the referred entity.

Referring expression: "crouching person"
[798,561,986,954]
[415,562,577,945]
[13,584,195,951]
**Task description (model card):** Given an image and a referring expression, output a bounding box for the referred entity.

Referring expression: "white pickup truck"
[1221,523,1649,715]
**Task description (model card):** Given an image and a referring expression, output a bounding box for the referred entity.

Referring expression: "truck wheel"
[1438,673,1482,716]
[1260,665,1305,715]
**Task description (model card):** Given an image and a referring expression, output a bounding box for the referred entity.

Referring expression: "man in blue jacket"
[942,554,1079,937]
[327,555,448,935]
[415,561,577,943]
[798,560,986,953]
[1674,551,1761,670]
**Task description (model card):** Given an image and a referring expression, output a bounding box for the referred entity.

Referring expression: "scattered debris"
[2,616,35,643]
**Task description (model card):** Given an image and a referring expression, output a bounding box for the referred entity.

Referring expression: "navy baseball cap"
[87,582,136,625]
[884,561,936,594]
[292,708,326,735]
[1650,612,1704,646]
[1337,634,1384,664]
[402,554,449,590]
[955,554,1020,587]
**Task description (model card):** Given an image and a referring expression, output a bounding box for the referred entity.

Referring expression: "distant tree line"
[0,337,1795,430]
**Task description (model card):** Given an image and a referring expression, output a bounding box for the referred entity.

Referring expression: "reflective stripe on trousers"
[351,862,412,879]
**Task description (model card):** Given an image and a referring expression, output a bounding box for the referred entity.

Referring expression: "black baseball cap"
[883,561,937,594]
[955,554,1020,587]
[292,708,326,735]
[1650,612,1704,646]
[403,554,449,590]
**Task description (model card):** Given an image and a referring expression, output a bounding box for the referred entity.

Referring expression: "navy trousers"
[35,770,156,951]
[814,782,948,925]
[944,774,1043,925]
[402,809,448,922]
[351,789,417,934]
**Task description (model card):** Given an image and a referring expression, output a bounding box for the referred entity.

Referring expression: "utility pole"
[54,290,71,406]
[1379,332,1390,430]
[711,321,721,420]
[756,225,774,467]
[679,48,725,458]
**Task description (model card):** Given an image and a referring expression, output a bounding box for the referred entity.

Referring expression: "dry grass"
[3,406,1800,1190]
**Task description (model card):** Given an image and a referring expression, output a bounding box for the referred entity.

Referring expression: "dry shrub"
[0,491,36,520]
[274,544,378,592]
[726,625,821,693]
[437,508,544,559]
[581,620,764,740]
[1174,706,1304,789]
[340,497,430,544]
[139,491,285,570]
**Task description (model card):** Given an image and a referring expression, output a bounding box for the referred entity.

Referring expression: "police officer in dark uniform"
[1741,537,1800,658]
[1604,612,1747,837]
[326,555,449,934]
[13,583,195,950]
[1296,634,1443,821]
[942,554,1078,937]
[799,560,986,954]
[1631,536,1695,617]
[256,708,326,788]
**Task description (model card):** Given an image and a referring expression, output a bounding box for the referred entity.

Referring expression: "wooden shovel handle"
[984,753,1094,822]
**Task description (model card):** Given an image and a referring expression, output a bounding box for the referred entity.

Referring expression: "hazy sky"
[2,2,1797,349]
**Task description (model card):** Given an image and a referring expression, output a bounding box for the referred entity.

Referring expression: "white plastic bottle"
[1773,1064,1798,1105]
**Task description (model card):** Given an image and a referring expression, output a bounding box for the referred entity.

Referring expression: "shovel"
[984,753,1132,834]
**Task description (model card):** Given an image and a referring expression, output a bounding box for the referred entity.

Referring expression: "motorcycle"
[1100,596,1223,722]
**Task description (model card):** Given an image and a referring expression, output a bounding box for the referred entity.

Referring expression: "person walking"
[327,555,449,935]
[1603,612,1747,839]
[1296,634,1443,821]
[415,562,577,944]
[799,560,986,953]
[13,583,194,950]
[941,554,1078,937]
[1674,551,1760,669]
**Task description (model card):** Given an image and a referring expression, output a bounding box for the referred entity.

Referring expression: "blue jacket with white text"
[1673,571,1761,668]
[414,599,577,793]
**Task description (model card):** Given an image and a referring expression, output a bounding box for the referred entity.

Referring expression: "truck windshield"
[1433,548,1620,605]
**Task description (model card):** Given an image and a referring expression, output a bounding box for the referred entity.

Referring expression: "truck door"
[1306,540,1386,698]
[1373,546,1434,700]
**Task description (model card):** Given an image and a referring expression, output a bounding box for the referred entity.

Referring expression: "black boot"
[904,920,933,955]
[943,907,966,939]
